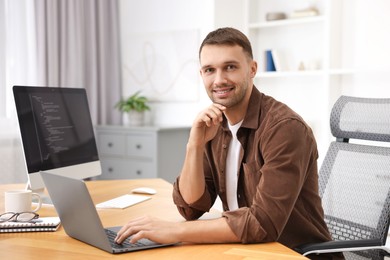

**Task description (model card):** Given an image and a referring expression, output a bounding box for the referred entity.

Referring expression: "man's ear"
[250,61,258,78]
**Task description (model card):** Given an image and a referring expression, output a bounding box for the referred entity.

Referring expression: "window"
[0,1,6,119]
[0,1,38,133]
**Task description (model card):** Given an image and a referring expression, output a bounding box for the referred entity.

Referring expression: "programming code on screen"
[30,94,76,161]
[14,87,99,173]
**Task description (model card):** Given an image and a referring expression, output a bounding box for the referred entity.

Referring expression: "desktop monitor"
[13,86,101,198]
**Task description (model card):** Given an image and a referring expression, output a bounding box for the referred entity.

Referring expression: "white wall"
[336,0,390,98]
[119,0,390,128]
[119,0,216,126]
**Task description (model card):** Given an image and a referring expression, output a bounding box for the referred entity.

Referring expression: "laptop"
[40,171,175,253]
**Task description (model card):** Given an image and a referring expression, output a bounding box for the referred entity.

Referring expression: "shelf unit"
[243,0,350,161]
[242,0,390,163]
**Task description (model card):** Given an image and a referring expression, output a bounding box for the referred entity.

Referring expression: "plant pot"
[127,111,144,126]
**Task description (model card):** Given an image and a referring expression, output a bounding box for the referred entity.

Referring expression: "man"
[116,27,335,259]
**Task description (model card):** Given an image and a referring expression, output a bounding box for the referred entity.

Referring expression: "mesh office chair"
[296,96,390,259]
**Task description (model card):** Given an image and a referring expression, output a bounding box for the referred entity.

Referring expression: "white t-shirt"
[226,120,243,211]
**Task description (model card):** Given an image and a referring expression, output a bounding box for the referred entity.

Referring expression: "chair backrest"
[319,96,390,259]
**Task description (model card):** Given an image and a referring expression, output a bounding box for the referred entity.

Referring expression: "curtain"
[1,0,44,184]
[34,0,122,125]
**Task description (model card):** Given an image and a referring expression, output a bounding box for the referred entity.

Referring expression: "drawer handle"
[136,144,142,149]
[136,170,142,175]
[108,167,113,173]
[108,142,113,147]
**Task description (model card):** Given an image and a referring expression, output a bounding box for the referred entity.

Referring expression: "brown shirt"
[173,87,332,251]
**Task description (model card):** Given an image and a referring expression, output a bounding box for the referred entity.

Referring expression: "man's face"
[199,44,256,108]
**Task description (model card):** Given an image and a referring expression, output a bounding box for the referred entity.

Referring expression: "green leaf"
[115,91,150,113]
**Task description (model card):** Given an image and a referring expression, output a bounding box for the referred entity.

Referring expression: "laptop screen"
[13,86,99,174]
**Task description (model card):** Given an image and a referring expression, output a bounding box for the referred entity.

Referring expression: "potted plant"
[115,91,150,126]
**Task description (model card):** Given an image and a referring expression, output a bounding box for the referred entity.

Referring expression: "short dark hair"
[199,27,253,60]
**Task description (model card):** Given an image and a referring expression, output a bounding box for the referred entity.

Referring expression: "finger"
[129,230,148,244]
[115,217,146,243]
[193,104,225,130]
[200,112,213,127]
[115,227,133,244]
[195,110,215,127]
[207,105,225,124]
[115,222,142,244]
[115,219,137,240]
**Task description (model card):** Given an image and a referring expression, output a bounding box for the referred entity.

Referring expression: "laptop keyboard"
[105,229,157,249]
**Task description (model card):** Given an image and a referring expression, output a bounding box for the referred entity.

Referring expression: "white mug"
[4,190,42,213]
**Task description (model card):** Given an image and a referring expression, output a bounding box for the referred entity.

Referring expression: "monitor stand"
[25,183,53,205]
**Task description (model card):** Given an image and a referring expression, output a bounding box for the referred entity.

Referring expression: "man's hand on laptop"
[115,216,180,245]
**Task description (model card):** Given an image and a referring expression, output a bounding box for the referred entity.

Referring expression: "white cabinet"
[95,125,190,183]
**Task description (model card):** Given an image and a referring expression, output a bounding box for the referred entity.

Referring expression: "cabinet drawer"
[98,134,126,155]
[100,159,155,179]
[127,135,155,158]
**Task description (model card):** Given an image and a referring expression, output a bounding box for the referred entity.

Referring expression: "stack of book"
[0,217,61,233]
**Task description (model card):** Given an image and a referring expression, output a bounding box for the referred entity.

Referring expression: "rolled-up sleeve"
[222,207,270,243]
[172,176,213,220]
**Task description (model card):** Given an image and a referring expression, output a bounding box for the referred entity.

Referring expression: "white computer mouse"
[131,187,157,195]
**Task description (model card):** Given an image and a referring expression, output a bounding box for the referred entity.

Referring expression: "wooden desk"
[0,179,307,259]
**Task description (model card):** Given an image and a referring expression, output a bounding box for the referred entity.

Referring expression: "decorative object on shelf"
[115,91,150,126]
[306,59,320,70]
[290,7,319,19]
[298,61,306,71]
[266,12,286,21]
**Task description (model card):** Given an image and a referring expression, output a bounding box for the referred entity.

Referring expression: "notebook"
[0,217,61,233]
[40,171,175,254]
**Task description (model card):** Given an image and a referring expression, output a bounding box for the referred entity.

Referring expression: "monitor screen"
[13,86,101,192]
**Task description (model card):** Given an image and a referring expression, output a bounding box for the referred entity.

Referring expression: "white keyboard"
[96,194,151,209]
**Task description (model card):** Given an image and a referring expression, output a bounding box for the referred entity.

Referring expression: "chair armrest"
[295,239,384,256]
